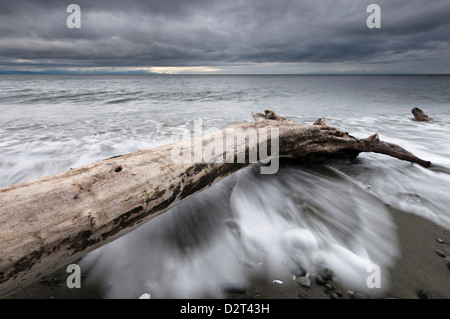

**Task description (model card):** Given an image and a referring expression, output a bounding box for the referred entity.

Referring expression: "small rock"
[139,293,151,299]
[324,288,331,295]
[315,275,326,285]
[351,292,369,299]
[435,249,446,257]
[325,283,335,291]
[417,290,428,299]
[333,289,343,298]
[298,293,310,299]
[296,276,311,288]
[53,277,60,284]
[330,292,339,299]
[321,268,333,281]
[436,238,444,244]
[220,282,246,294]
[272,279,283,285]
[252,293,263,299]
[290,266,307,278]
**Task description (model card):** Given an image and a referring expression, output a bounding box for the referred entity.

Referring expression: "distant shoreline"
[1,73,450,76]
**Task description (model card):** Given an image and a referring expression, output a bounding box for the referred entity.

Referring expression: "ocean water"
[1,74,450,298]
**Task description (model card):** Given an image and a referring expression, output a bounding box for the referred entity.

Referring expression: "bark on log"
[0,110,431,297]
[412,107,433,121]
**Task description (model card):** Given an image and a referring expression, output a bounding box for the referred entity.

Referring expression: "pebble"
[417,290,428,299]
[321,268,333,281]
[330,292,339,299]
[290,266,307,278]
[298,293,310,299]
[351,292,369,299]
[219,282,246,294]
[325,283,335,290]
[315,275,326,285]
[326,286,343,298]
[139,293,151,299]
[272,279,283,285]
[435,249,446,257]
[296,275,311,288]
[436,238,444,244]
[252,293,263,299]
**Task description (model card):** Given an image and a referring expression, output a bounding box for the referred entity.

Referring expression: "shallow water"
[1,74,449,298]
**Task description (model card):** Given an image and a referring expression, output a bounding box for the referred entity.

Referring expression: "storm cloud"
[0,0,449,73]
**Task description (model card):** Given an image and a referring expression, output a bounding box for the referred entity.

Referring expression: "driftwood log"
[412,107,433,121]
[0,110,431,297]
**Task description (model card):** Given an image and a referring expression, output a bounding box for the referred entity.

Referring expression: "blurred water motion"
[79,162,397,298]
[1,74,449,298]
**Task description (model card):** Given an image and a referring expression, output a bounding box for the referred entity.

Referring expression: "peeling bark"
[0,110,431,297]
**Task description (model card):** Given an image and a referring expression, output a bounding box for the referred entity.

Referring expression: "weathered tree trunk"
[0,110,431,297]
[412,107,433,121]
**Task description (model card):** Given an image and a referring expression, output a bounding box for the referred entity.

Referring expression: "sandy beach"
[5,205,449,300]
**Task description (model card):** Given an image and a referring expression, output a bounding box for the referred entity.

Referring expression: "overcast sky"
[0,0,449,74]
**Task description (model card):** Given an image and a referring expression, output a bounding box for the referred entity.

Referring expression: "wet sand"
[4,207,450,300]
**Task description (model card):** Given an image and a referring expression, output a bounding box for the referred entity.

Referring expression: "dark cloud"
[0,0,449,72]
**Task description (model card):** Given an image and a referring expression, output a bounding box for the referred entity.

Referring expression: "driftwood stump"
[0,110,431,297]
[412,107,433,121]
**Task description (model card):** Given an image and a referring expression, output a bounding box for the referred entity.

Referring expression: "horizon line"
[1,71,449,76]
